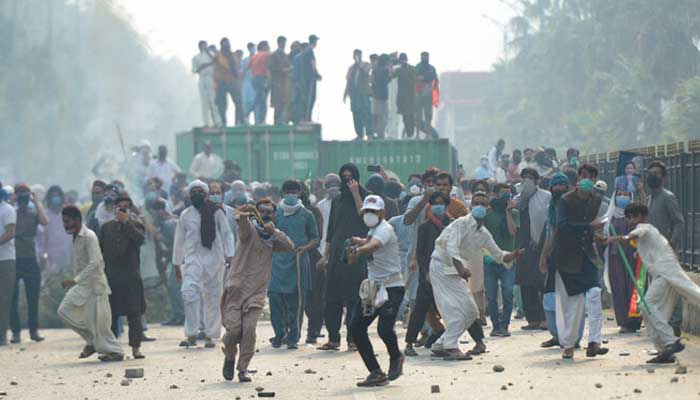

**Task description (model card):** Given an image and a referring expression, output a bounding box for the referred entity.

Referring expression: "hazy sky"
[116,0,516,140]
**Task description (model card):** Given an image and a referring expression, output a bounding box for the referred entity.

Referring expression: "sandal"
[79,345,96,359]
[98,352,124,362]
[646,354,676,364]
[467,344,487,356]
[562,348,575,359]
[317,342,340,351]
[443,349,472,361]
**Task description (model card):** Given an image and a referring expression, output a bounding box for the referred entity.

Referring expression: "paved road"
[1,315,698,399]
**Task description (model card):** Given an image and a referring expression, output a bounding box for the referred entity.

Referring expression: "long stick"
[609,224,650,313]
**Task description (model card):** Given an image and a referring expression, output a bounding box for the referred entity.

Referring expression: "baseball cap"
[594,180,608,193]
[361,195,385,211]
[309,34,319,43]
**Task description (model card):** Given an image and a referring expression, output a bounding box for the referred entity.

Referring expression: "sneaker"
[388,356,405,381]
[404,344,418,357]
[222,359,235,381]
[269,337,283,348]
[357,370,389,387]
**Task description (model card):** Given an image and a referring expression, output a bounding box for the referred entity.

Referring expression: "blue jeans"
[252,75,269,124]
[484,262,515,329]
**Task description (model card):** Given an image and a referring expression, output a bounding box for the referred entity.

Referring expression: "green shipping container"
[176,124,322,186]
[319,139,458,183]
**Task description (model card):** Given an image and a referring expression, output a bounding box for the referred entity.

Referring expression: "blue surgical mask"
[471,205,487,220]
[50,196,63,207]
[431,205,446,216]
[615,195,631,209]
[145,191,158,202]
[579,178,594,192]
[283,194,298,206]
[209,194,223,204]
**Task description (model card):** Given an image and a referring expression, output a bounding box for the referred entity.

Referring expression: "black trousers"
[401,113,415,138]
[350,287,404,372]
[111,313,143,348]
[521,285,545,323]
[467,320,485,342]
[216,81,244,126]
[406,281,437,343]
[10,257,41,335]
[324,298,356,344]
[305,263,325,336]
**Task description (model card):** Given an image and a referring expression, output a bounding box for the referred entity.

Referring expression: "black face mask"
[551,190,566,201]
[190,193,206,208]
[104,196,116,205]
[17,193,30,206]
[646,174,662,189]
[490,198,507,210]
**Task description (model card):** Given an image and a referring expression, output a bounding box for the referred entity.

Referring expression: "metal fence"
[581,140,700,272]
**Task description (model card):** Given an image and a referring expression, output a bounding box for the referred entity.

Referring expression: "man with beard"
[98,194,146,359]
[551,164,609,359]
[317,164,367,351]
[173,180,235,348]
[221,200,293,382]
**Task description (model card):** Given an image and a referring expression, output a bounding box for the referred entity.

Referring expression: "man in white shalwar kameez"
[173,180,235,348]
[57,206,124,362]
[613,203,700,363]
[429,193,522,359]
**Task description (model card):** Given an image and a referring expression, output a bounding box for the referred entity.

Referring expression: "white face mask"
[363,213,380,228]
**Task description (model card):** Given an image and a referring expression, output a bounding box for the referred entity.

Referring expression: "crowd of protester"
[193,35,440,141]
[0,137,697,386]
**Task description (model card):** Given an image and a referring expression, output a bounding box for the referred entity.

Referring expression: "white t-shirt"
[367,219,403,287]
[0,202,17,261]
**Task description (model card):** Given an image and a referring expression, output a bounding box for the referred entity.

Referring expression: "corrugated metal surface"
[177,125,459,185]
[176,124,321,185]
[319,139,457,183]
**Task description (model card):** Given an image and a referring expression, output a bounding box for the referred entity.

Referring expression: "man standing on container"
[392,53,416,138]
[192,40,221,127]
[269,36,292,125]
[344,49,372,140]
